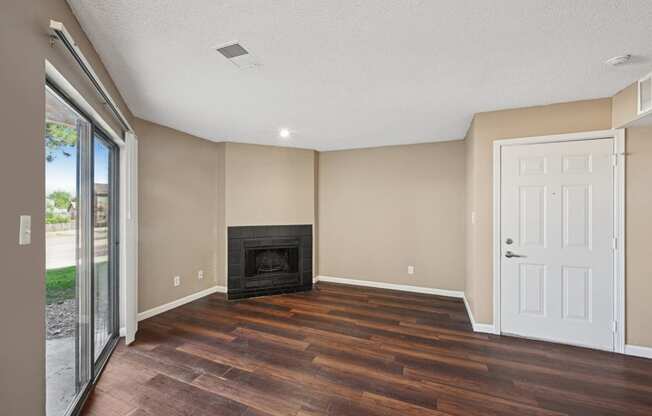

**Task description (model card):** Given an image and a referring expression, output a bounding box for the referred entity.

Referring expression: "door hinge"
[611,154,618,167]
[612,237,618,251]
[612,321,618,333]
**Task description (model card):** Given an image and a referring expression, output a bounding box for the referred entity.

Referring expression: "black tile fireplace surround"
[228,225,313,299]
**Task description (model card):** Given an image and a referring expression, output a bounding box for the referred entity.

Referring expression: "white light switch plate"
[407,265,415,275]
[19,215,31,245]
[174,276,181,287]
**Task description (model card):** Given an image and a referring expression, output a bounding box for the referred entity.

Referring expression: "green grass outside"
[46,266,76,304]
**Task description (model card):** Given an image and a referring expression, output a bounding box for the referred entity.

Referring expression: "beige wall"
[612,83,639,128]
[137,139,317,313]
[224,142,317,280]
[464,119,477,310]
[225,143,316,226]
[0,1,133,414]
[136,119,224,312]
[318,141,466,291]
[466,98,613,323]
[625,126,652,347]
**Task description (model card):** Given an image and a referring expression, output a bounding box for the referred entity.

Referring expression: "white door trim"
[492,129,625,353]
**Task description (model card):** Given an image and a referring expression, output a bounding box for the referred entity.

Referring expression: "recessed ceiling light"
[605,54,632,66]
[279,128,291,139]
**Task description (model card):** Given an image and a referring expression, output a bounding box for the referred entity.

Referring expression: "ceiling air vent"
[215,41,260,69]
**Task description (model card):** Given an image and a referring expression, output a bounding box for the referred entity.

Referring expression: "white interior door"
[500,138,615,351]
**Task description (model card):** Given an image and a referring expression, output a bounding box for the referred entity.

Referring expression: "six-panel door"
[500,139,615,351]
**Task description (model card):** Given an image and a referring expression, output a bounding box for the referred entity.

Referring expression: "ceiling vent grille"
[215,42,260,69]
[216,43,248,59]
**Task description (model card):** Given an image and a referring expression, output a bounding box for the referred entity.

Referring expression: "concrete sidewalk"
[46,228,108,269]
[46,230,76,269]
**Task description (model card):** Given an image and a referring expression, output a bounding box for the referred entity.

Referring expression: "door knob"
[505,251,525,258]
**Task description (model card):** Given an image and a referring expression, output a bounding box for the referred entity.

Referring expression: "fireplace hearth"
[228,225,312,299]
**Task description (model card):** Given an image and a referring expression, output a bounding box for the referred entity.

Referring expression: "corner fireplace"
[228,225,312,299]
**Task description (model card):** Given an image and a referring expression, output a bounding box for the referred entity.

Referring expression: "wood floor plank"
[193,373,303,416]
[142,373,246,416]
[384,344,488,371]
[313,363,441,411]
[360,391,450,416]
[82,282,652,416]
[232,326,311,351]
[81,389,136,416]
[113,344,202,383]
[403,366,540,406]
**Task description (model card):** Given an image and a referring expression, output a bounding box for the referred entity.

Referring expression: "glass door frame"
[90,129,120,378]
[45,81,120,416]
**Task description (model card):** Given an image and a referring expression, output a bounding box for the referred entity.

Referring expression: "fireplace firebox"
[228,225,312,299]
[245,246,299,277]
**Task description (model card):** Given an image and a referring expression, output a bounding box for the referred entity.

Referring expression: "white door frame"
[492,129,625,353]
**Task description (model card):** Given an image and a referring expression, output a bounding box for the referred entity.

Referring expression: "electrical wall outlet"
[173,276,181,287]
[198,270,204,280]
[407,265,415,275]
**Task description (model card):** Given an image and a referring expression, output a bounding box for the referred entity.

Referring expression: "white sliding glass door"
[45,85,119,416]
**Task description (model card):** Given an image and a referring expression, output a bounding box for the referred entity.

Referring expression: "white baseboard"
[472,323,498,334]
[462,294,498,334]
[137,285,227,321]
[315,275,464,298]
[624,344,652,359]
[119,327,126,337]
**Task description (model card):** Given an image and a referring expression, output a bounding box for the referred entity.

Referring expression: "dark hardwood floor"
[82,282,652,416]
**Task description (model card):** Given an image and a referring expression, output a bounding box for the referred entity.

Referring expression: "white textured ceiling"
[67,0,652,150]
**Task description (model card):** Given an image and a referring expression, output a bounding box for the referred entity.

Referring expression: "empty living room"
[3,1,652,415]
